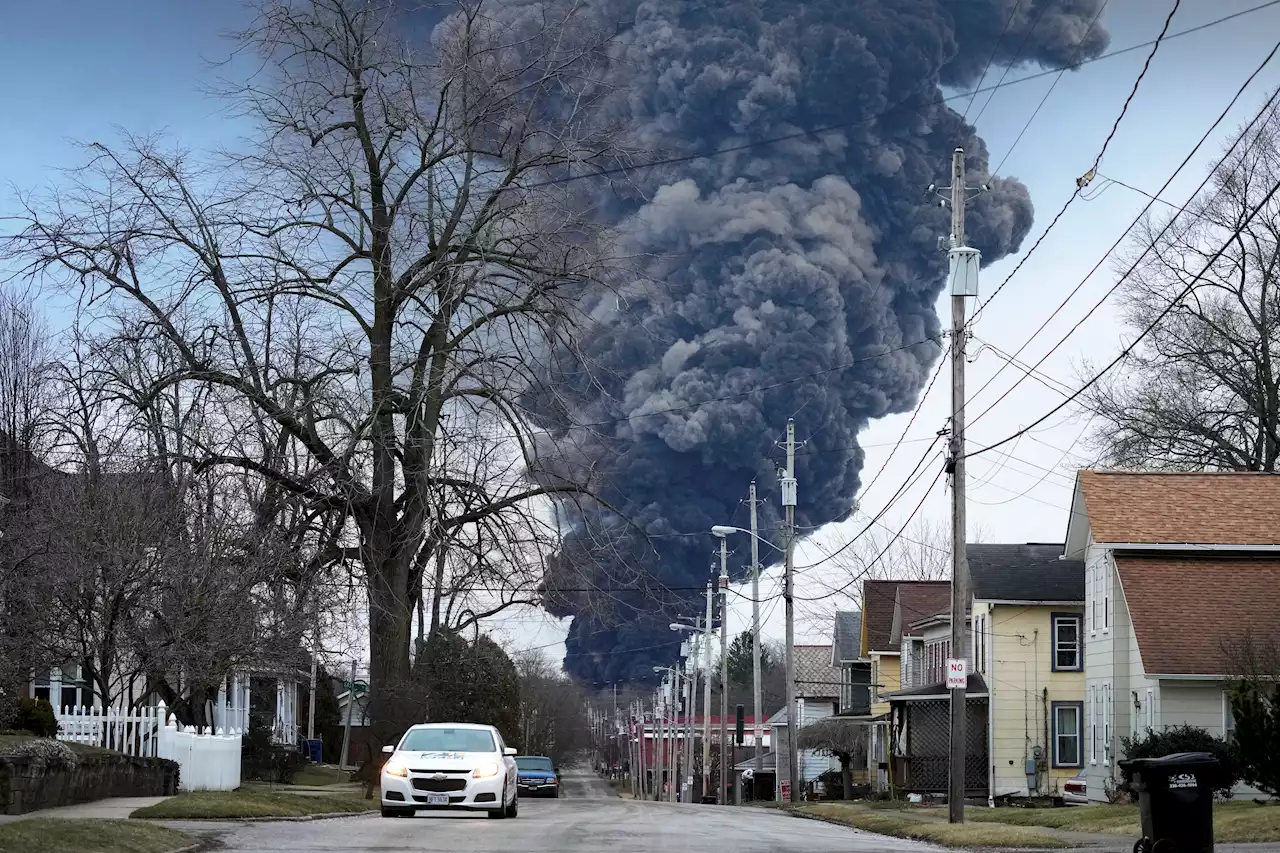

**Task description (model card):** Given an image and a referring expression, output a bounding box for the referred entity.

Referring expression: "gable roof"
[794,644,841,699]
[890,582,953,644]
[968,543,1084,603]
[1074,470,1280,546]
[862,580,950,653]
[832,611,863,664]
[1117,555,1280,676]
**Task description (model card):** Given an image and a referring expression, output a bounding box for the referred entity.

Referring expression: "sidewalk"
[0,796,173,825]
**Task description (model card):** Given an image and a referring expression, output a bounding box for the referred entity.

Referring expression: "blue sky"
[3,0,1278,656]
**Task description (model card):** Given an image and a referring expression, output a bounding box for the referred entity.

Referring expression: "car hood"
[396,751,496,771]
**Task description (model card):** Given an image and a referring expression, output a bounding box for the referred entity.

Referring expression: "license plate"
[427,793,449,805]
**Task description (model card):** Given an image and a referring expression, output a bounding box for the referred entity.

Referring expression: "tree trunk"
[841,757,853,800]
[366,549,414,739]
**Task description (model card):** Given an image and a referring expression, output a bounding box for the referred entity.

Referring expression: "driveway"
[169,770,938,853]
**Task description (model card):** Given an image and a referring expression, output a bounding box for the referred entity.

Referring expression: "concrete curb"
[138,810,375,824]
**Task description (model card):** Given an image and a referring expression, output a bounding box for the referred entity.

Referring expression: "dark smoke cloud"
[506,0,1109,683]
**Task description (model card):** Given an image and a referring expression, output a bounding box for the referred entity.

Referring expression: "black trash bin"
[1119,751,1219,853]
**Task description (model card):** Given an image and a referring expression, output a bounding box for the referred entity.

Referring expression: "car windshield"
[516,757,553,772]
[398,727,496,753]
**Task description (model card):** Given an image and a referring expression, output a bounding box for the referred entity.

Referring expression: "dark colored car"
[515,756,559,798]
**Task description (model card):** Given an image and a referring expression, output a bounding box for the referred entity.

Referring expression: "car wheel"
[551,788,560,799]
[506,795,519,818]
[381,805,411,818]
[487,805,507,819]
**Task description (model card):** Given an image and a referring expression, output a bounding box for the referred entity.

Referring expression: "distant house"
[859,579,950,791]
[1064,470,1280,802]
[969,543,1085,800]
[770,644,841,799]
[831,611,871,717]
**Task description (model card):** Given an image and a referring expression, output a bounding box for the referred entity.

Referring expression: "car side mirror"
[382,744,395,754]
[503,747,517,756]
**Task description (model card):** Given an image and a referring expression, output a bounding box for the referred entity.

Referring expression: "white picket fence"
[56,700,242,791]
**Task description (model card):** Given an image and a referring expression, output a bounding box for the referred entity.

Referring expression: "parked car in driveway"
[515,755,560,798]
[379,722,519,819]
[1063,771,1087,805]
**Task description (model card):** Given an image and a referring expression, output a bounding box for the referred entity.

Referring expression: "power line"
[964,39,1280,429]
[972,0,1184,322]
[520,1,1278,191]
[962,0,1027,122]
[966,172,1280,460]
[992,0,1112,176]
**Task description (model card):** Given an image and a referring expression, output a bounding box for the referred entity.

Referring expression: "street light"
[669,622,701,803]
[712,521,793,804]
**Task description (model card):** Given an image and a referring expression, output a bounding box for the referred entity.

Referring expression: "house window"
[1103,566,1110,632]
[1052,702,1084,768]
[1052,614,1082,672]
[1104,682,1113,761]
[1224,691,1237,741]
[1089,685,1098,764]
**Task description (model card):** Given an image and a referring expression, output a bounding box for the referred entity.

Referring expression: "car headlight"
[472,760,501,779]
[382,760,408,778]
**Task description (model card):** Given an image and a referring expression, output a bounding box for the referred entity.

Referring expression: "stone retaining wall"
[0,751,179,814]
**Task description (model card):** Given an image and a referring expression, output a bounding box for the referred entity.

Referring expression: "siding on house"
[870,653,900,718]
[987,603,1085,798]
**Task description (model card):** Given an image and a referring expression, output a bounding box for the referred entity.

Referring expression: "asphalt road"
[172,770,936,853]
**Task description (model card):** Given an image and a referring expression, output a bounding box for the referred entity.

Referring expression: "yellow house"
[969,544,1085,800]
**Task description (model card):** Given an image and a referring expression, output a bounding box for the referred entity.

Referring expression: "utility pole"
[306,618,318,743]
[684,641,695,802]
[339,659,357,771]
[655,689,664,801]
[942,146,981,824]
[702,581,713,800]
[781,419,799,803]
[749,482,763,777]
[718,554,729,805]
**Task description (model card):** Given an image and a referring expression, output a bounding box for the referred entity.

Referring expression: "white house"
[1064,469,1280,801]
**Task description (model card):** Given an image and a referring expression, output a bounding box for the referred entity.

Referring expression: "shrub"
[0,737,78,769]
[11,698,58,737]
[1119,725,1239,797]
[240,716,300,783]
[1229,685,1280,797]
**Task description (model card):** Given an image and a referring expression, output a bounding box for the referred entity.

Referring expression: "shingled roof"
[890,583,953,644]
[1076,470,1280,545]
[968,544,1083,603]
[1117,555,1280,676]
[861,580,951,653]
[794,644,841,699]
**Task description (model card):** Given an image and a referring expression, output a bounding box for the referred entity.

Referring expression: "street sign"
[946,658,967,690]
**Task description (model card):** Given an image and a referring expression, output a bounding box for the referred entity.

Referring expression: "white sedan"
[380,723,519,819]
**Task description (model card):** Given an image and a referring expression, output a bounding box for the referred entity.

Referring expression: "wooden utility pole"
[944,147,981,824]
[702,581,714,799]
[781,419,798,803]
[718,552,730,805]
[749,482,763,777]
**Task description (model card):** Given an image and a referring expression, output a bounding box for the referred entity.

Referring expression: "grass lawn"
[799,804,1071,848]
[290,765,349,787]
[131,789,377,819]
[968,801,1280,843]
[969,803,1142,835]
[0,819,192,853]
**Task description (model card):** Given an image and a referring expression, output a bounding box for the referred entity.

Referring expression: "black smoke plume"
[514,0,1109,683]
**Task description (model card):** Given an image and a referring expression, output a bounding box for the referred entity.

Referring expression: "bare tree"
[800,515,951,633]
[513,650,589,766]
[9,0,629,734]
[1083,98,1280,471]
